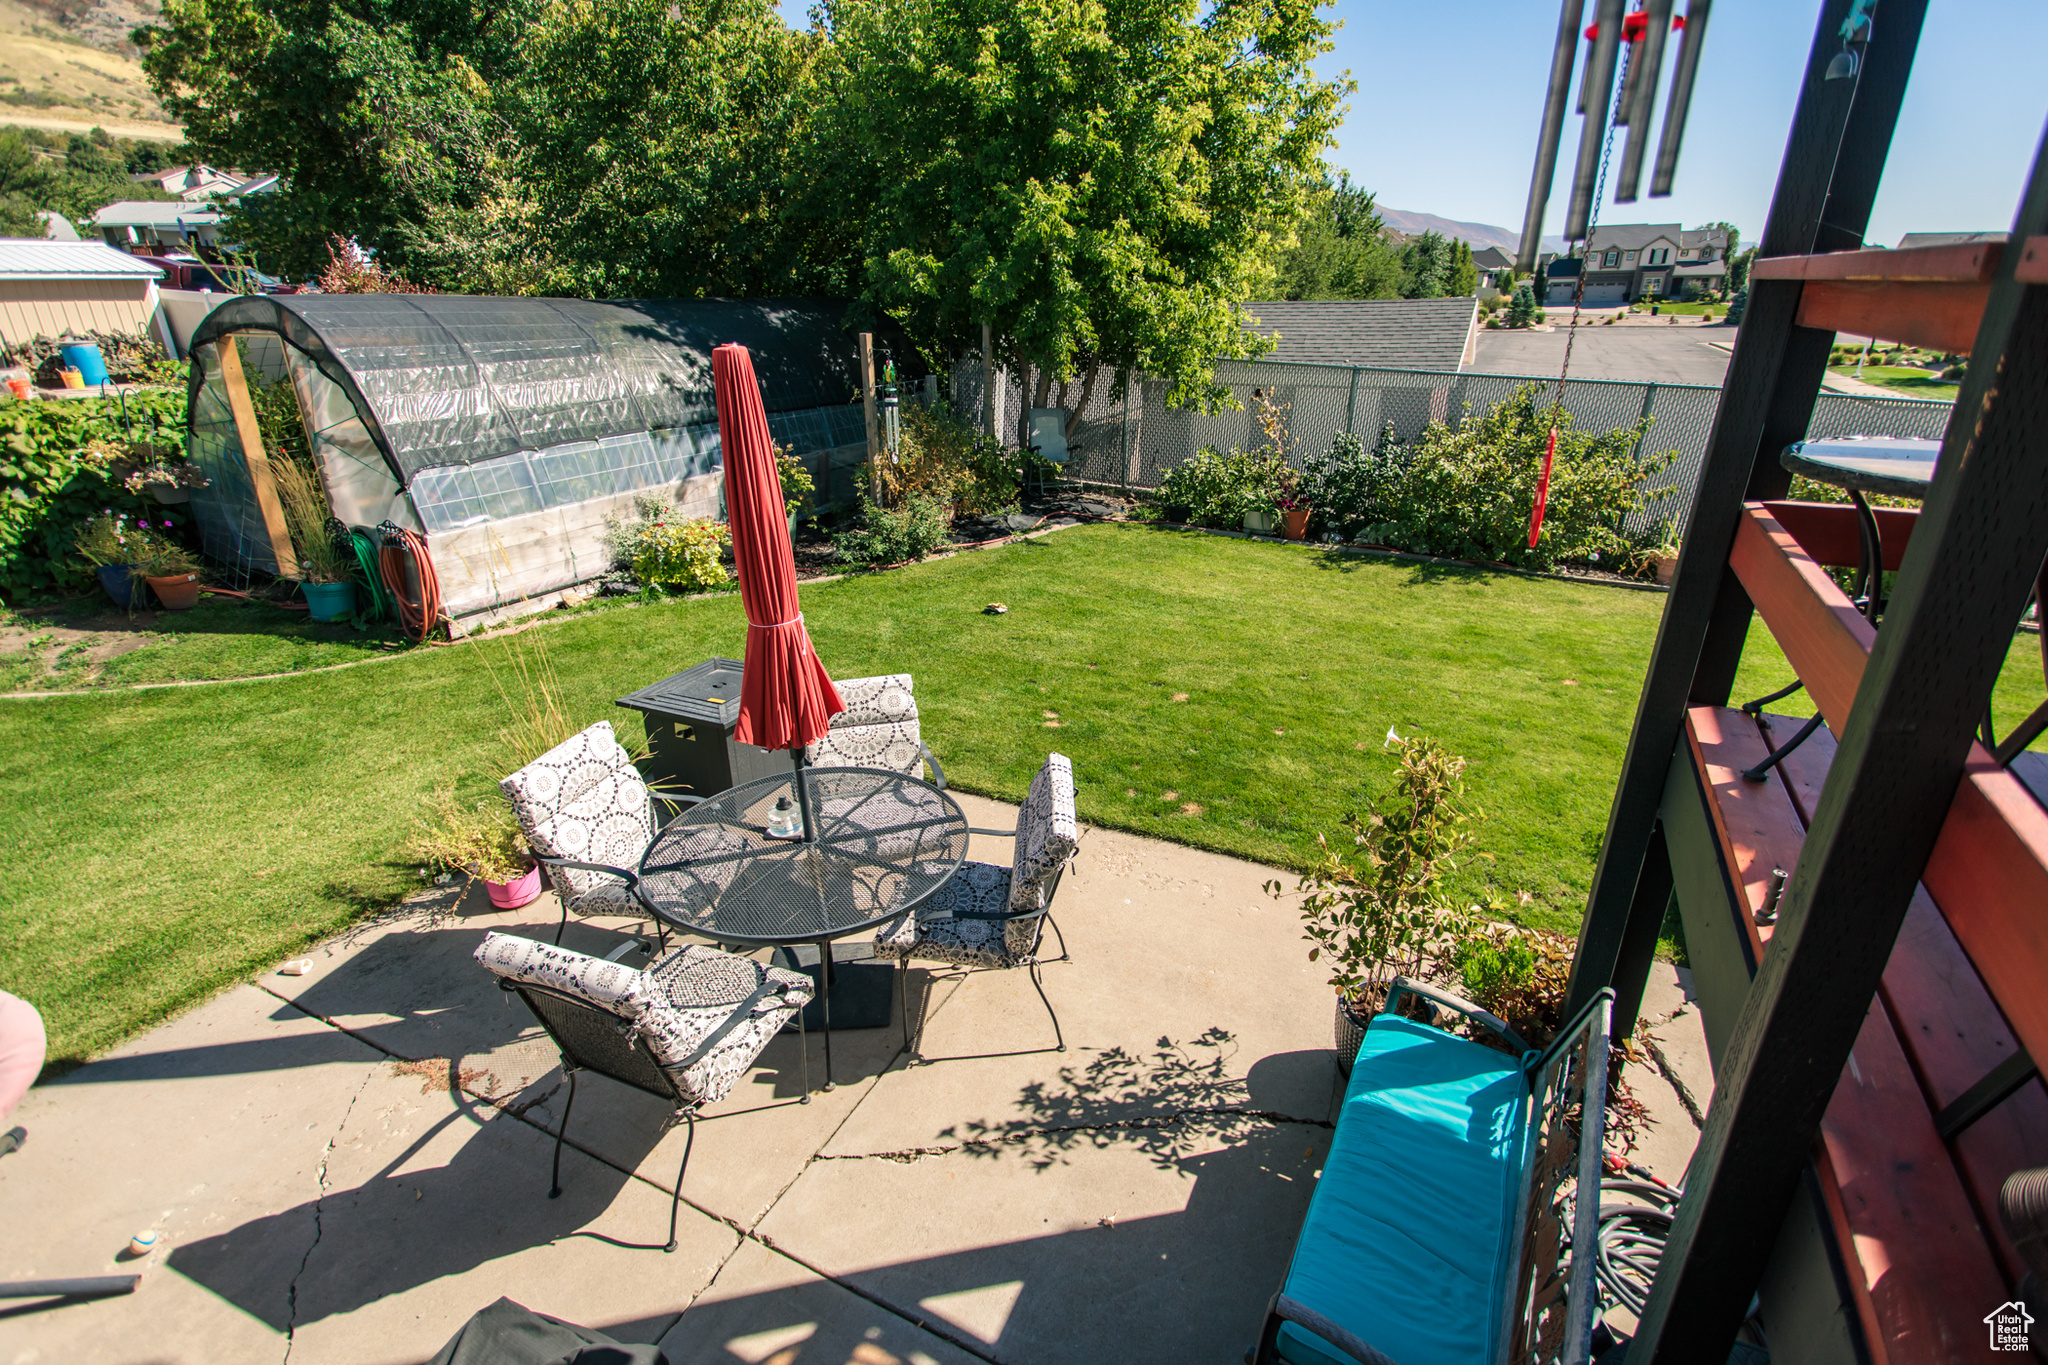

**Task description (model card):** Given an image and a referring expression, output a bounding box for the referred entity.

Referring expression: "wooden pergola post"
[214,334,299,579]
[858,331,880,503]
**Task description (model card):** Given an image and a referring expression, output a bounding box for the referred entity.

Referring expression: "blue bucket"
[59,342,109,388]
[303,580,356,622]
[96,563,144,607]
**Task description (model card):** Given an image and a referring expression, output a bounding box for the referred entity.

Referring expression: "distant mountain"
[1378,207,1567,258]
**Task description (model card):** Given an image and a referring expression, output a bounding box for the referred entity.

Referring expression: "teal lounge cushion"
[1277,1015,1531,1365]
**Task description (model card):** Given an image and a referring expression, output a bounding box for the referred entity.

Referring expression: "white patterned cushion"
[474,931,655,1015]
[500,721,655,916]
[475,934,813,1110]
[871,861,1042,967]
[829,674,918,727]
[1008,753,1078,914]
[636,947,814,1108]
[806,720,924,775]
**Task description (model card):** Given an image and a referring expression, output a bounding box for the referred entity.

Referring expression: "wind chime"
[1514,0,1711,549]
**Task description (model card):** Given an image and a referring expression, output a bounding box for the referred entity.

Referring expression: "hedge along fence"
[0,388,189,601]
[950,357,1956,539]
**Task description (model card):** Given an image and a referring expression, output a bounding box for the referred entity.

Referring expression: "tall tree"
[816,0,1350,414]
[1399,229,1454,298]
[1272,171,1404,301]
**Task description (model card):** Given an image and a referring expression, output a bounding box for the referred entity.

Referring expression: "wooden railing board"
[1731,505,1876,732]
[1759,500,1922,572]
[1752,242,2003,284]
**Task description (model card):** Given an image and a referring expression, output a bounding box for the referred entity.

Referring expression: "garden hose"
[377,522,444,642]
[346,529,393,622]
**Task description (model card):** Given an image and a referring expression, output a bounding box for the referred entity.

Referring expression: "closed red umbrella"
[714,343,843,834]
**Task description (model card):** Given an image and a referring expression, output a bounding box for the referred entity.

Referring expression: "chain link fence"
[949,357,1955,537]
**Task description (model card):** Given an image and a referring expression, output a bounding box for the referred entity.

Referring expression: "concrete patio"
[1,793,1708,1365]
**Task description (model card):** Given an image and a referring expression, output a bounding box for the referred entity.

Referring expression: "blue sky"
[1322,0,2048,247]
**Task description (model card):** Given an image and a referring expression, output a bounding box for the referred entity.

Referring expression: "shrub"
[0,389,184,600]
[1267,735,1487,1011]
[1366,383,1674,571]
[873,404,1024,518]
[3,330,184,387]
[409,786,529,882]
[1300,424,1408,542]
[74,510,201,578]
[1726,289,1748,325]
[632,517,731,590]
[271,456,354,584]
[776,443,815,517]
[833,491,953,566]
[1155,445,1287,528]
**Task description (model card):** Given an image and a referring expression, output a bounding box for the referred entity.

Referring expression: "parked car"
[134,255,308,294]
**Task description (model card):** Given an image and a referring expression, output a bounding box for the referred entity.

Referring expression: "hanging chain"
[1553,29,1636,414]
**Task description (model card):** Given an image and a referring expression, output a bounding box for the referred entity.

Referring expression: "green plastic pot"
[303,580,356,622]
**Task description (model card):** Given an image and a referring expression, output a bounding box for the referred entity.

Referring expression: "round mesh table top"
[638,768,969,945]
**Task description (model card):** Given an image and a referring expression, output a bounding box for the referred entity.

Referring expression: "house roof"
[1897,231,2004,249]
[1548,257,1582,278]
[1581,223,1730,252]
[1470,246,1514,270]
[0,239,163,279]
[1241,298,1477,372]
[93,202,224,229]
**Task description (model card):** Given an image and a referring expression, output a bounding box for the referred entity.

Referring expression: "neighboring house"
[1471,246,1515,294]
[1243,297,1479,372]
[131,164,247,202]
[0,239,168,351]
[93,201,225,253]
[1897,231,2004,249]
[1545,223,1732,304]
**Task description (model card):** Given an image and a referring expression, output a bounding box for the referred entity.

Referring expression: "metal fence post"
[1630,381,1658,461]
[1120,377,1131,495]
[1345,366,1362,435]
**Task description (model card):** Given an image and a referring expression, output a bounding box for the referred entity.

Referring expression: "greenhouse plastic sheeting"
[187,294,922,484]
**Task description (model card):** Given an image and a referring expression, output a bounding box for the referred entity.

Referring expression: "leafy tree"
[1399,229,1456,298]
[1728,245,1757,294]
[1447,238,1477,296]
[1273,172,1404,301]
[0,126,178,238]
[815,0,1351,415]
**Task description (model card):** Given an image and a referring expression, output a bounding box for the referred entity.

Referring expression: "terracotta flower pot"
[485,863,543,909]
[1651,550,1680,585]
[146,572,201,610]
[1283,507,1311,541]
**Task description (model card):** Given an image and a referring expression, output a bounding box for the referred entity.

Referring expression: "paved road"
[1471,322,1735,387]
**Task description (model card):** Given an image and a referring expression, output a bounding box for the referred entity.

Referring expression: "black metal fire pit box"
[616,658,793,805]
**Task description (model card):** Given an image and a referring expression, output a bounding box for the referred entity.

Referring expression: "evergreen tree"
[1506,284,1536,328]
[1448,239,1477,296]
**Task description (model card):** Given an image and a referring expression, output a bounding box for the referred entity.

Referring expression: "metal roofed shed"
[0,239,167,348]
[92,202,225,253]
[1240,298,1480,372]
[180,294,921,630]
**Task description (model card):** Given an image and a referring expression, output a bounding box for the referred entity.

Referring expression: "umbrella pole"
[790,746,816,842]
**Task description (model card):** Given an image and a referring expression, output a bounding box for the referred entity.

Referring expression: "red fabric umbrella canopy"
[714,342,843,749]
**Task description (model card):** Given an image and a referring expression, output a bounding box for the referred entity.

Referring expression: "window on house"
[1679,249,1694,259]
[1625,251,1637,262]
[1604,250,1620,267]
[1648,248,1670,265]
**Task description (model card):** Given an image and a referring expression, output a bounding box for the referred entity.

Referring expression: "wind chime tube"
[1565,0,1628,242]
[1650,0,1711,197]
[1615,0,1676,202]
[1517,0,1588,274]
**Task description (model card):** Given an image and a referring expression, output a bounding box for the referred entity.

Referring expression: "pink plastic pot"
[485,863,543,909]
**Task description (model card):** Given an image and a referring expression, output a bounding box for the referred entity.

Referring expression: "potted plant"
[1646,536,1681,585]
[74,511,202,609]
[409,786,541,908]
[270,456,358,621]
[1272,468,1312,540]
[1267,735,1483,1075]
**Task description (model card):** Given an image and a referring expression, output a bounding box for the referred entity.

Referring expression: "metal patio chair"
[806,674,947,787]
[500,720,695,946]
[872,752,1077,1055]
[474,931,811,1251]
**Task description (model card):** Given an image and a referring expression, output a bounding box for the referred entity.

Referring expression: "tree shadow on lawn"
[1306,546,1519,586]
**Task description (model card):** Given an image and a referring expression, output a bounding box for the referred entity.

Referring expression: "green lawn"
[4,523,2042,1070]
[1828,364,1960,399]
[1644,302,1722,317]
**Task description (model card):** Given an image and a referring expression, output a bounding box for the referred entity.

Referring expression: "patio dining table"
[1780,435,1937,623]
[637,766,969,1088]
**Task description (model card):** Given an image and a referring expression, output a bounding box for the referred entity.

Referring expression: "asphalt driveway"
[1472,319,1735,387]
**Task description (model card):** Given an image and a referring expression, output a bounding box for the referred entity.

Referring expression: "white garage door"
[1579,281,1629,306]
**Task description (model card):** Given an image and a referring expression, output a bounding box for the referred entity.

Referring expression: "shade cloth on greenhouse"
[715,341,843,751]
[186,294,923,485]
